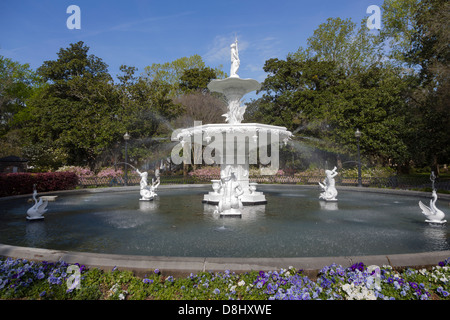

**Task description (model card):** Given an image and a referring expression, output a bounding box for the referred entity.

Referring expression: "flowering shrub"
[96,167,124,178]
[1,257,448,300]
[188,166,220,177]
[0,172,78,197]
[56,166,94,178]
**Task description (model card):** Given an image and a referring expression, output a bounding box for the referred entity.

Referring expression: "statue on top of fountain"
[319,167,338,202]
[215,165,244,216]
[230,38,240,78]
[221,38,247,124]
[136,168,160,201]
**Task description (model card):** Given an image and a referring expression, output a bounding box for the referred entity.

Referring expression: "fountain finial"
[230,38,240,78]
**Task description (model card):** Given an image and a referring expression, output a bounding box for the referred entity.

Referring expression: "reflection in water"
[423,224,449,250]
[25,220,47,246]
[139,200,159,212]
[203,204,266,220]
[319,201,339,211]
[204,204,266,232]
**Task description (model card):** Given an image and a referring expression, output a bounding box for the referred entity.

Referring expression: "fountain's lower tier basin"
[0,185,448,258]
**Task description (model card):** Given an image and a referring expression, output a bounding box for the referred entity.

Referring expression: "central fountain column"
[172,39,292,213]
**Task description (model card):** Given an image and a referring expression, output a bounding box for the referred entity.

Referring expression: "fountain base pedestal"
[219,208,242,216]
[425,219,447,224]
[203,177,267,205]
[26,216,45,221]
[203,192,267,205]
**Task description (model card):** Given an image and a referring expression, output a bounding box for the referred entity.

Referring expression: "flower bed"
[0,257,448,300]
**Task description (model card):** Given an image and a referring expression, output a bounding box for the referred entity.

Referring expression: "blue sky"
[1,0,383,96]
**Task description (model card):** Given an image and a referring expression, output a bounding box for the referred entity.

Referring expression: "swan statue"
[26,186,48,220]
[419,190,446,224]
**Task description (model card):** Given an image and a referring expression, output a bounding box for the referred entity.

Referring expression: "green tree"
[380,0,420,64]
[143,55,225,97]
[115,64,184,166]
[249,54,410,167]
[179,67,219,93]
[0,56,38,157]
[291,17,381,75]
[19,42,122,170]
[404,0,449,172]
[381,0,449,172]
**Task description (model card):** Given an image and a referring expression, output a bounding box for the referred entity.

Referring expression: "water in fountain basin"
[0,186,448,258]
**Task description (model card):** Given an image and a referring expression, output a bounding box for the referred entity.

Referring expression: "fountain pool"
[0,185,448,258]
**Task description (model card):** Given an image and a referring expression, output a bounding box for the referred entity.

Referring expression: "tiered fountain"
[172,39,292,215]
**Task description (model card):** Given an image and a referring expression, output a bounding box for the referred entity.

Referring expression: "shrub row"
[0,172,78,197]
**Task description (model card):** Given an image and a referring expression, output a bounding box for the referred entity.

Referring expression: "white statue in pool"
[419,190,446,224]
[319,167,338,202]
[419,172,446,224]
[136,169,160,201]
[27,184,48,220]
[215,166,244,215]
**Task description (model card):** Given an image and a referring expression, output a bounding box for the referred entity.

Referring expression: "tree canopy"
[248,1,448,171]
[0,0,448,174]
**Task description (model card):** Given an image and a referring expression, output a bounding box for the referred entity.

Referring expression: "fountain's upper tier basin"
[173,123,293,145]
[207,77,261,96]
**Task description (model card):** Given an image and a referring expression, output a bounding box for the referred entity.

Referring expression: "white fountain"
[26,184,48,220]
[172,39,292,215]
[319,167,338,202]
[419,172,446,224]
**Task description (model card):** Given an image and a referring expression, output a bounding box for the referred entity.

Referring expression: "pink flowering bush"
[56,166,94,178]
[188,166,220,177]
[97,167,124,178]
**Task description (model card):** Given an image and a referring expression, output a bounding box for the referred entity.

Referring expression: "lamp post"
[355,129,362,187]
[124,132,130,186]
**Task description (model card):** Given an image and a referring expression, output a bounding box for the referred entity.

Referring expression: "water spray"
[116,162,138,171]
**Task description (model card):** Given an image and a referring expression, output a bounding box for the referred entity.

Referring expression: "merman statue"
[319,167,338,202]
[215,166,244,216]
[136,168,160,201]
